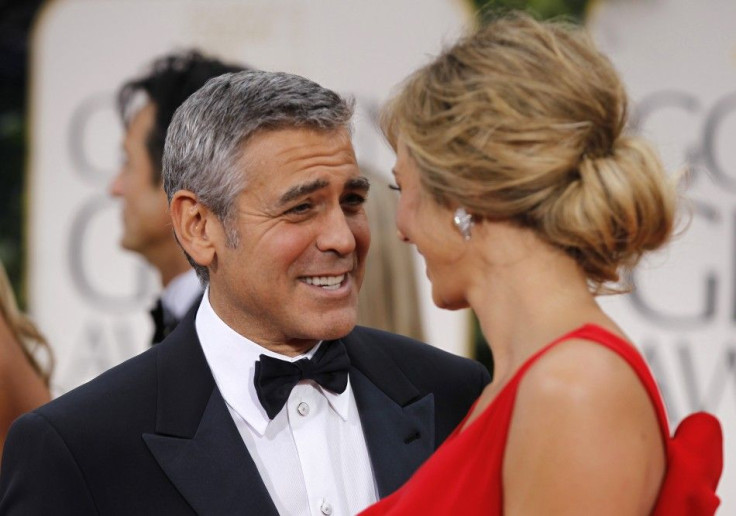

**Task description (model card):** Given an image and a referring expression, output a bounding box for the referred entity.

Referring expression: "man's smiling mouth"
[300,274,346,290]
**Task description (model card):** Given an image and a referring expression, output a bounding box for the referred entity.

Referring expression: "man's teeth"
[303,274,345,290]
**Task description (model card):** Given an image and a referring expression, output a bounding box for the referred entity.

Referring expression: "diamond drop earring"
[453,207,474,240]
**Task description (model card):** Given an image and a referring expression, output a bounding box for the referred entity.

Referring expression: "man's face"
[109,102,171,261]
[207,127,370,352]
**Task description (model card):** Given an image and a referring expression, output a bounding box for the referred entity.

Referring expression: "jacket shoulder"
[36,345,159,430]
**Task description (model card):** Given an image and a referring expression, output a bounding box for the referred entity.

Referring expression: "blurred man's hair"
[118,50,248,183]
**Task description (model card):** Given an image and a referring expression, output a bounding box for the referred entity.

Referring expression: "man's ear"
[170,190,218,268]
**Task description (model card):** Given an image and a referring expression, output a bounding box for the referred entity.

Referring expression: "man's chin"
[304,311,357,342]
[119,236,143,255]
[119,235,134,251]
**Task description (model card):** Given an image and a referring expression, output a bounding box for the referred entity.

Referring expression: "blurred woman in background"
[0,262,52,459]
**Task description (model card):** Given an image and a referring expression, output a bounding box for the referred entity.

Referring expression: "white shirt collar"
[161,268,202,319]
[195,288,352,436]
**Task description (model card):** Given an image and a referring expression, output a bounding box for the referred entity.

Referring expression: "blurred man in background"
[109,51,247,344]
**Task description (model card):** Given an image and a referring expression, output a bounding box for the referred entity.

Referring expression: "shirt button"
[297,402,310,416]
[320,500,333,515]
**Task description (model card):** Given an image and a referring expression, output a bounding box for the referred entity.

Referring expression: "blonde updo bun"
[382,12,677,290]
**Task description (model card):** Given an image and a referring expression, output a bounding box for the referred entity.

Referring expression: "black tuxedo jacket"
[0,311,489,515]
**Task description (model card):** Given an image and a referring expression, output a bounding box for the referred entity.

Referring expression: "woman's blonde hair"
[0,264,53,385]
[382,13,676,291]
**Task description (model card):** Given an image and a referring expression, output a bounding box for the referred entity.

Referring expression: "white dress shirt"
[196,290,378,516]
[160,268,202,320]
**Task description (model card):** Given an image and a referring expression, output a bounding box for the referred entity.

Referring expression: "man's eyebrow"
[278,179,330,206]
[346,176,370,192]
[277,176,371,206]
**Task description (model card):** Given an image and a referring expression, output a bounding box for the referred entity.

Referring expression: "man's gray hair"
[162,70,355,283]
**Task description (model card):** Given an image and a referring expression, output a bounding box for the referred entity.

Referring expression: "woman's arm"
[0,313,51,459]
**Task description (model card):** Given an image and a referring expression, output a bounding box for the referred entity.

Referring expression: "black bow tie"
[149,298,178,345]
[254,340,351,419]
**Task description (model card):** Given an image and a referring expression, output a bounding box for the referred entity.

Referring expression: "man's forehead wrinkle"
[277,146,356,169]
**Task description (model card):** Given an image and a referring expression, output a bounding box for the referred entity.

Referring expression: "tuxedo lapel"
[143,312,278,516]
[143,390,278,516]
[344,331,435,498]
[350,369,434,497]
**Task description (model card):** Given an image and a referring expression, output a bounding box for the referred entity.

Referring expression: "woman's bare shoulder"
[522,336,645,403]
[502,337,665,515]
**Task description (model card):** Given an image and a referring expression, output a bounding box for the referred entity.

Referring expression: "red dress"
[360,324,722,515]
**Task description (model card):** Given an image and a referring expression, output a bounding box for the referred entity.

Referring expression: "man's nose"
[316,207,356,255]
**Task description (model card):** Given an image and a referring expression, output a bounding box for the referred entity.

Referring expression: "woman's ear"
[170,190,217,268]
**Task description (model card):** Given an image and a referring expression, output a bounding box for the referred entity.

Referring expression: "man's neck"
[205,289,320,358]
[146,245,192,287]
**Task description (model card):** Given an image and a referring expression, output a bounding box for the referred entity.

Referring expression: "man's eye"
[342,193,367,207]
[285,202,312,215]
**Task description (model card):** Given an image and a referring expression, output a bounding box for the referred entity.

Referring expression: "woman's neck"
[465,225,604,387]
